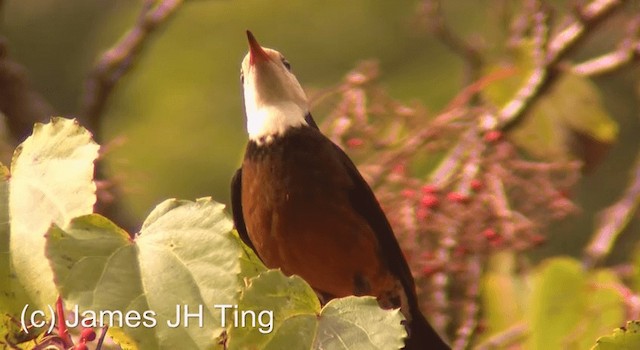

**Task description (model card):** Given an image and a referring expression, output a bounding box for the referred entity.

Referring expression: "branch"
[420,0,483,85]
[79,0,184,137]
[573,15,640,76]
[452,254,481,350]
[583,150,640,268]
[500,0,625,130]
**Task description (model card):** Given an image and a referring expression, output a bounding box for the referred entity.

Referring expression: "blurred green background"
[2,0,639,262]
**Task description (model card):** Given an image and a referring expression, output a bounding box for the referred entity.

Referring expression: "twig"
[80,0,184,233]
[420,0,483,85]
[500,0,625,130]
[499,0,549,129]
[583,150,640,268]
[96,326,109,350]
[573,16,640,76]
[452,254,482,350]
[80,0,184,137]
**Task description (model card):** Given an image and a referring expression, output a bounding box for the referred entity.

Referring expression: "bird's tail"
[404,308,450,350]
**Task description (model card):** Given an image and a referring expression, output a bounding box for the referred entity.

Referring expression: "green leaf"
[577,270,625,349]
[228,270,407,350]
[592,320,640,350]
[47,198,238,350]
[525,258,626,349]
[235,230,268,283]
[228,270,320,349]
[0,163,29,316]
[526,257,586,350]
[9,117,99,308]
[314,297,406,350]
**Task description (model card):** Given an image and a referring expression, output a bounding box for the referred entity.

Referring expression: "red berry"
[421,184,438,194]
[420,194,439,208]
[74,343,88,350]
[446,192,468,203]
[470,179,483,191]
[81,327,96,342]
[484,130,502,143]
[346,138,364,148]
[482,228,499,240]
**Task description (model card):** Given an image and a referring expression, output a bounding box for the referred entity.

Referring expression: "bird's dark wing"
[304,112,320,130]
[330,143,418,304]
[332,142,450,349]
[231,167,256,251]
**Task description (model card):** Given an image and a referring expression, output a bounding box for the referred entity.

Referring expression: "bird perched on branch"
[231,31,449,350]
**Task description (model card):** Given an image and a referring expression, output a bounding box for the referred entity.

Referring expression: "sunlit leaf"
[9,117,99,308]
[228,270,407,350]
[47,198,237,350]
[592,320,640,350]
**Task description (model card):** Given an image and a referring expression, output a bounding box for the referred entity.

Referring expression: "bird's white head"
[241,31,309,144]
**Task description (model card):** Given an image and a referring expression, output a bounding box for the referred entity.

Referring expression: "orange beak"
[247,30,270,65]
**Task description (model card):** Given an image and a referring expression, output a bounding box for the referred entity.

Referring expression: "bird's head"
[241,31,309,144]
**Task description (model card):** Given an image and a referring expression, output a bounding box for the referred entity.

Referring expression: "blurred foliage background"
[2,0,639,264]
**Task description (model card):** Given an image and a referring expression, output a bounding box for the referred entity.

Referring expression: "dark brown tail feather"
[404,308,450,350]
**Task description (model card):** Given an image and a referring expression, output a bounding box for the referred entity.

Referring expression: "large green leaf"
[228,270,407,350]
[9,117,99,308]
[592,321,640,350]
[525,257,625,349]
[0,163,40,348]
[47,198,239,350]
[577,270,625,349]
[526,257,587,350]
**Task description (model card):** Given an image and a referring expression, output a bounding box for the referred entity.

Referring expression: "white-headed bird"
[231,31,449,349]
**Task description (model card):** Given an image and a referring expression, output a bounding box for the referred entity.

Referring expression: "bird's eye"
[240,69,244,84]
[281,57,291,71]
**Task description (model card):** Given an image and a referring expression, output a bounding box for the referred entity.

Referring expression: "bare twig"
[80,0,184,137]
[420,0,483,85]
[583,151,640,268]
[499,0,549,128]
[573,16,640,76]
[452,254,482,350]
[79,0,184,233]
[500,0,625,130]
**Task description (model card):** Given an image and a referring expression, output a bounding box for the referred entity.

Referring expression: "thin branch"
[452,254,482,350]
[573,16,640,76]
[80,0,184,137]
[500,0,625,130]
[420,0,483,85]
[583,150,640,268]
[499,0,549,128]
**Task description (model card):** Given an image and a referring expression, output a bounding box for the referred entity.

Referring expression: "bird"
[231,30,450,350]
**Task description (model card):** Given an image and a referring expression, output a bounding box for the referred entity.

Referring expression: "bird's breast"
[240,127,397,299]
